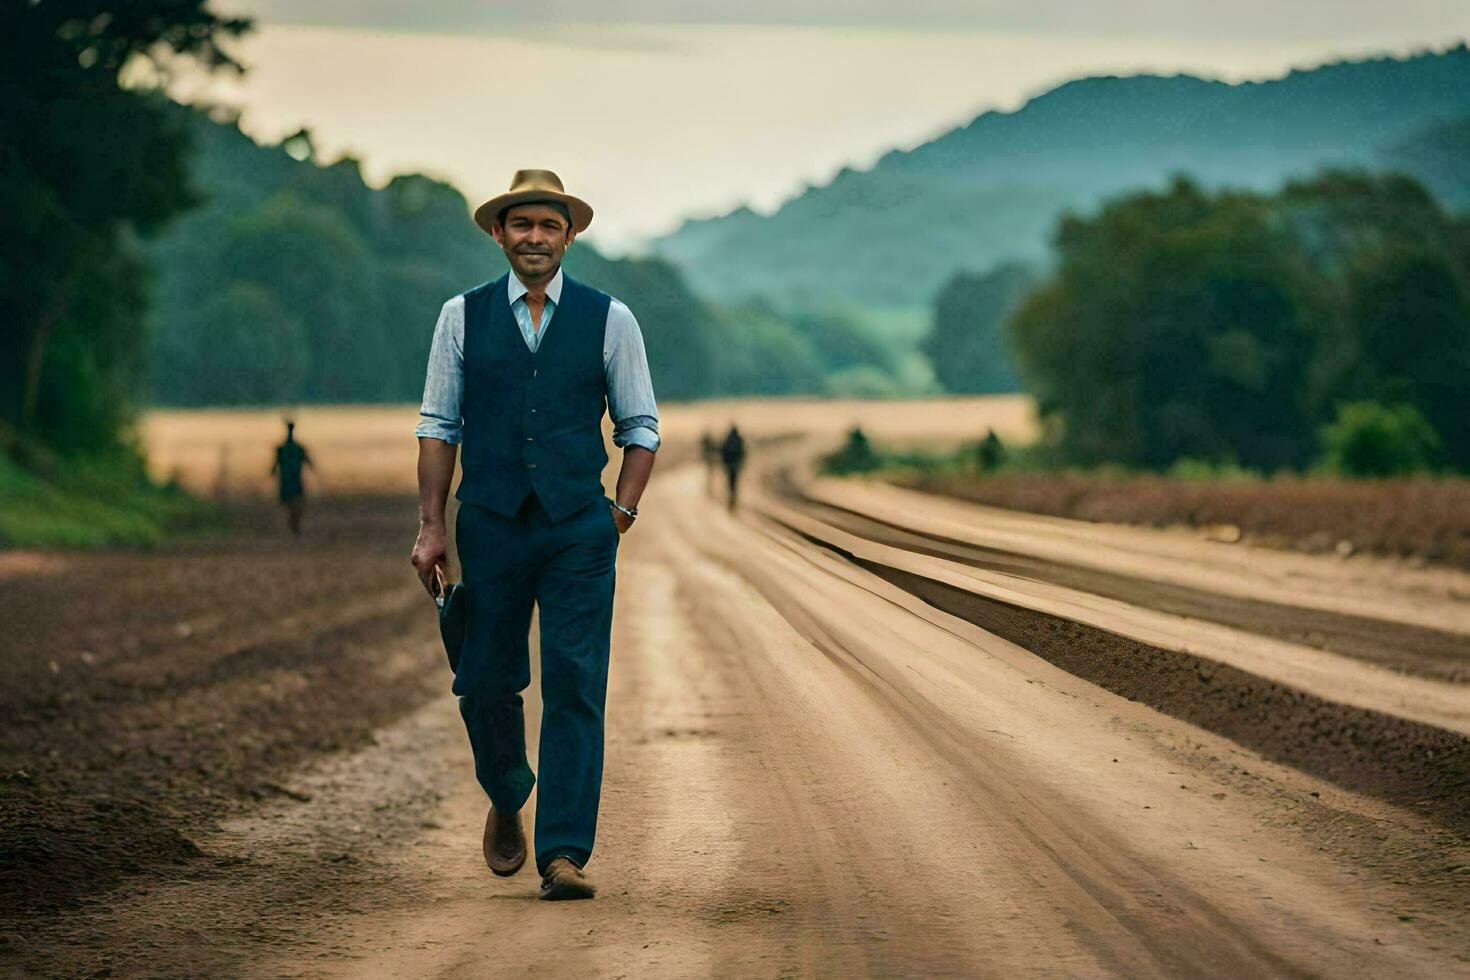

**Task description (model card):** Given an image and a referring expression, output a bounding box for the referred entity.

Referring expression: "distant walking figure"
[720,424,746,512]
[271,420,313,536]
[700,431,719,498]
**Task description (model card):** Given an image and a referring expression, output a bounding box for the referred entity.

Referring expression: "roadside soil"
[895,470,1470,569]
[784,489,1470,683]
[0,495,443,931]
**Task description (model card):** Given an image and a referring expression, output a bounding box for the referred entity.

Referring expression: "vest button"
[526,436,534,442]
[526,462,538,469]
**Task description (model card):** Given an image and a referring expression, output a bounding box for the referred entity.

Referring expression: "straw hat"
[474,169,594,235]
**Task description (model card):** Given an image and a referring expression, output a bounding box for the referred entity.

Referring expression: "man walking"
[270,420,313,536]
[719,424,746,512]
[409,171,659,900]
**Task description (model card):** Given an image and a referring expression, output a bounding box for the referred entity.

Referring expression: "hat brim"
[474,190,593,235]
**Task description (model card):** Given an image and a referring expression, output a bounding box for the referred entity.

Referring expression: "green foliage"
[1318,401,1442,477]
[146,115,489,406]
[146,108,856,406]
[923,263,1037,394]
[788,306,901,377]
[1009,171,1470,474]
[1010,176,1326,470]
[0,1,249,460]
[1165,458,1262,481]
[708,304,827,396]
[1342,245,1470,466]
[822,427,880,475]
[0,450,217,549]
[824,366,903,398]
[152,282,309,405]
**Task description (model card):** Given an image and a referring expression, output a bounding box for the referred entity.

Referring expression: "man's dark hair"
[497,199,573,230]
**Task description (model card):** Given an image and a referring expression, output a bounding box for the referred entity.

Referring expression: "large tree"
[1010,177,1326,469]
[1009,171,1470,472]
[923,263,1037,394]
[0,1,249,458]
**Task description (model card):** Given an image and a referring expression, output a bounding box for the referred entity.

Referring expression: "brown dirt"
[797,537,1470,838]
[785,490,1470,683]
[897,470,1470,569]
[0,494,443,929]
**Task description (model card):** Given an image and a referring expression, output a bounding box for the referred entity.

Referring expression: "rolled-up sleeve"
[604,299,660,453]
[415,296,465,444]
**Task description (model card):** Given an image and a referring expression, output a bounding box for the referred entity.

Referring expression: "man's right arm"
[412,437,457,594]
[410,298,465,596]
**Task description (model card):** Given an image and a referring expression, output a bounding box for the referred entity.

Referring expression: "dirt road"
[4,436,1468,977]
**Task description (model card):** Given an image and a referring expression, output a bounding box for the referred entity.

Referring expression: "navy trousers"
[452,491,619,875]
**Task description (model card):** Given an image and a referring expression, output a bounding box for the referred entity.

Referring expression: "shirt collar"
[507,266,563,306]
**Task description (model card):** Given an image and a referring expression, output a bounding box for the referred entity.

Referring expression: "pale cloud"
[217,0,1470,44]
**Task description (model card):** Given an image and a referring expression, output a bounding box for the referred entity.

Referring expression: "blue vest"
[454,272,611,522]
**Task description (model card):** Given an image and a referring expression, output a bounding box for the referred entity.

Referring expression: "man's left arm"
[605,300,659,531]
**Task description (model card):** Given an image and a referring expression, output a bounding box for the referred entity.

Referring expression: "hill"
[649,44,1470,314]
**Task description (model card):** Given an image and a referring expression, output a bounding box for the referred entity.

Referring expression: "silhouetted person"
[700,430,719,497]
[271,420,313,536]
[720,424,746,512]
[976,428,1005,472]
[833,425,877,473]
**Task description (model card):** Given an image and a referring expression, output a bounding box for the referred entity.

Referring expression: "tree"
[923,263,1037,394]
[1319,401,1442,476]
[1010,171,1470,473]
[0,0,250,459]
[1009,177,1326,470]
[151,283,309,405]
[1345,246,1470,466]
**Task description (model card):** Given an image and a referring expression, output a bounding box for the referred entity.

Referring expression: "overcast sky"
[219,1,1469,42]
[192,3,1470,251]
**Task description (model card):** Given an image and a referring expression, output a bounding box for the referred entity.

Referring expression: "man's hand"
[411,522,448,596]
[610,503,635,535]
[610,445,655,536]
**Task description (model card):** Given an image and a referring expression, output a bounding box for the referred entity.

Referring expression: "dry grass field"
[137,396,1037,496]
[136,397,1468,568]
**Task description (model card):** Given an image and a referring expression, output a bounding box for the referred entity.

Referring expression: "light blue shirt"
[415,266,660,452]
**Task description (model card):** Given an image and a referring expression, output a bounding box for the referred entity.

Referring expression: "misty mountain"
[649,44,1470,314]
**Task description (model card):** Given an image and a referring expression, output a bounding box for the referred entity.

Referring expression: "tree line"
[927,170,1470,475]
[146,108,906,408]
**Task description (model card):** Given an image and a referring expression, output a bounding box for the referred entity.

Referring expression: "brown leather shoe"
[482,806,526,877]
[539,857,596,900]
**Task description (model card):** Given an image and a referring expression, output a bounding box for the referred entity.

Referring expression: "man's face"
[492,203,574,281]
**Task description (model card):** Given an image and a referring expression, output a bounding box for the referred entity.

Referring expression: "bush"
[1166,457,1262,481]
[1318,401,1442,476]
[823,427,881,475]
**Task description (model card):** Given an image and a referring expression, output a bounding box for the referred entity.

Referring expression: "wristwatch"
[610,500,639,520]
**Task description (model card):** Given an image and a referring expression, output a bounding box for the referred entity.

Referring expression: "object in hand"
[434,565,466,673]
